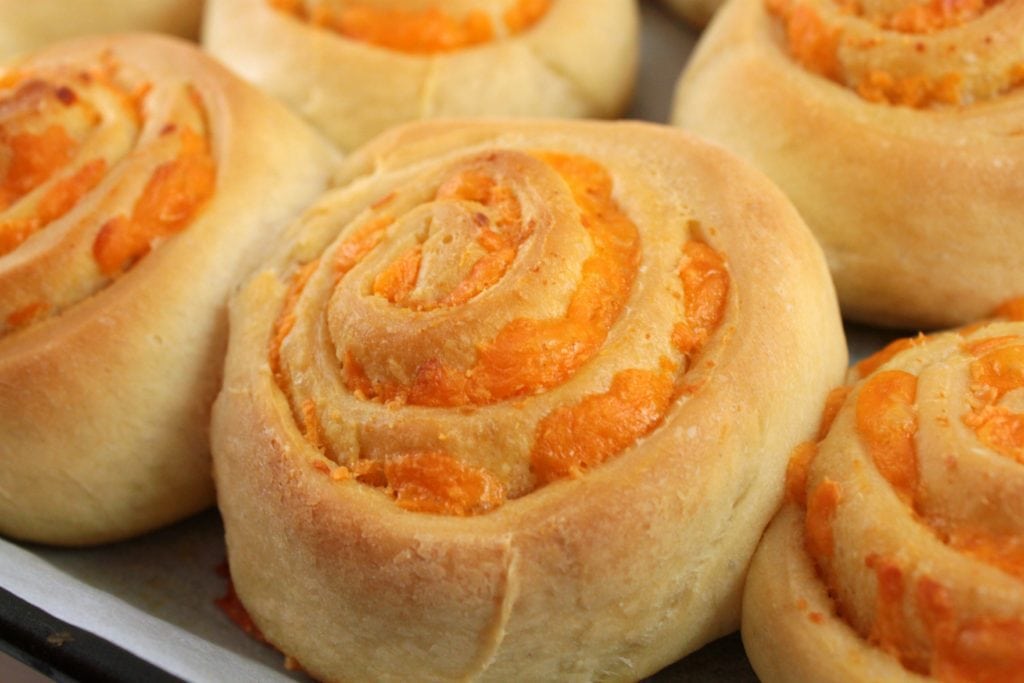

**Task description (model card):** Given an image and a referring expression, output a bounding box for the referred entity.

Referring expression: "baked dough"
[0,34,337,545]
[672,0,1024,328]
[0,1,204,59]
[201,0,639,150]
[211,118,846,680]
[743,304,1024,681]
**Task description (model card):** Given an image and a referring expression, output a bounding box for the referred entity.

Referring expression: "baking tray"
[0,5,907,681]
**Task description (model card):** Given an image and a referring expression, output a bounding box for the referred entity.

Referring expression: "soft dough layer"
[0,1,205,59]
[201,0,639,150]
[744,306,1024,682]
[0,34,337,545]
[672,0,1024,329]
[211,118,847,681]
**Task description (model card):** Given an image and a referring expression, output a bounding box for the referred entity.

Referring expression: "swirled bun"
[671,0,1024,328]
[0,1,204,59]
[0,34,337,546]
[743,303,1024,681]
[211,118,846,680]
[201,0,638,150]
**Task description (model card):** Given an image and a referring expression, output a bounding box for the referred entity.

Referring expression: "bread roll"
[671,0,1024,328]
[201,0,638,150]
[0,1,204,59]
[0,33,337,546]
[211,118,846,680]
[743,303,1024,682]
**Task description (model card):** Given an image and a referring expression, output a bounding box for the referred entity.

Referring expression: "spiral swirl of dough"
[0,50,217,335]
[765,0,1024,107]
[272,145,749,511]
[212,119,846,680]
[0,34,336,545]
[743,305,1024,682]
[672,0,1024,328]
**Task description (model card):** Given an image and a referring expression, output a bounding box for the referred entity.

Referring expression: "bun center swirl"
[269,149,730,515]
[0,54,215,335]
[334,151,638,408]
[793,316,1024,678]
[765,0,1024,107]
[267,0,551,54]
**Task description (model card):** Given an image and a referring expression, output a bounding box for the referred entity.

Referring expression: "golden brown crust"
[201,0,639,151]
[0,1,204,59]
[671,0,1024,329]
[0,33,337,546]
[211,118,846,680]
[743,318,1024,682]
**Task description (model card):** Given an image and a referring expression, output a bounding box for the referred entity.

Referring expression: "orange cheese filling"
[344,152,641,408]
[428,163,531,309]
[785,385,851,505]
[531,368,676,485]
[530,237,728,485]
[856,369,919,503]
[504,0,550,32]
[4,300,50,329]
[939,524,1024,581]
[881,0,996,33]
[269,0,550,54]
[270,259,320,387]
[864,554,920,670]
[214,570,268,644]
[786,441,818,506]
[964,343,1024,464]
[2,65,218,339]
[460,152,639,403]
[803,334,1024,678]
[334,214,392,278]
[0,125,77,211]
[860,563,1024,680]
[764,0,995,107]
[0,157,107,257]
[673,240,729,360]
[993,298,1024,322]
[271,152,734,513]
[766,0,839,79]
[92,126,215,277]
[855,70,962,108]
[370,161,534,311]
[371,245,421,303]
[918,576,1024,683]
[818,385,852,438]
[352,452,507,516]
[805,478,841,560]
[0,69,149,261]
[0,100,114,257]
